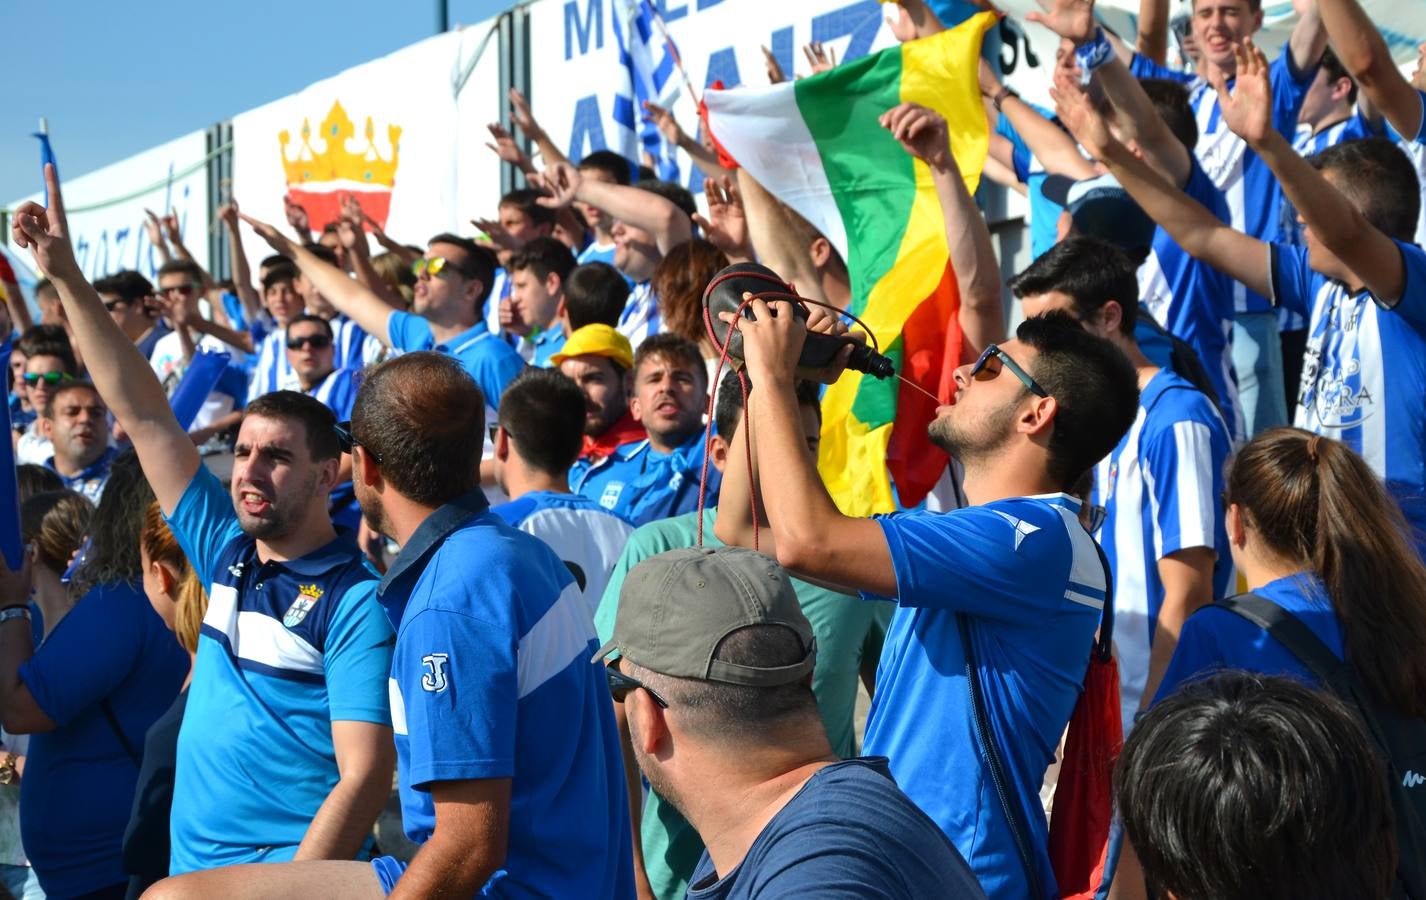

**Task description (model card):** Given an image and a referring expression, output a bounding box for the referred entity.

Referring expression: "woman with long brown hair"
[1152,426,1426,717]
[651,238,730,381]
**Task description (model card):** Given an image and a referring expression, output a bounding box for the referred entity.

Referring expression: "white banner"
[231,27,501,271]
[4,130,212,284]
[526,0,900,196]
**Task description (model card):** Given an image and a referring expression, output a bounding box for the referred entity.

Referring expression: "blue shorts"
[371,855,408,894]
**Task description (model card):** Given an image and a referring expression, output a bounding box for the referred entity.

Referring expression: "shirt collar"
[433,321,491,354]
[48,445,118,484]
[1027,491,1083,512]
[271,533,367,577]
[378,487,491,596]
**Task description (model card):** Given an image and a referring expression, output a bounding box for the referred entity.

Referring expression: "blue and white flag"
[32,130,59,206]
[611,0,684,182]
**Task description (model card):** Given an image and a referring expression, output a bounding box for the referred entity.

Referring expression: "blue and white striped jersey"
[1270,240,1426,540]
[618,282,661,350]
[1385,89,1426,247]
[247,327,298,401]
[1132,48,1317,314]
[1093,369,1233,725]
[492,490,633,620]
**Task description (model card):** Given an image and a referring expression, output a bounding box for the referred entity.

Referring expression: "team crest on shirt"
[422,653,451,693]
[600,482,625,511]
[283,583,324,628]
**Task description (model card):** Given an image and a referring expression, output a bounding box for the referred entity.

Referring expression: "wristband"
[0,607,30,625]
[1074,27,1114,85]
[991,87,1019,112]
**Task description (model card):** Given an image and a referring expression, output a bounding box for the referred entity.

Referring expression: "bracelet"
[991,87,1018,112]
[1074,27,1114,85]
[0,607,29,625]
[0,605,27,613]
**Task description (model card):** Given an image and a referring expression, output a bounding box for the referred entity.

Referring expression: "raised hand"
[508,88,546,142]
[283,194,312,237]
[761,44,787,84]
[642,101,687,147]
[1026,0,1097,45]
[11,164,78,278]
[143,208,166,246]
[534,161,583,209]
[1213,39,1273,146]
[886,0,946,43]
[217,199,240,232]
[161,209,182,242]
[1050,78,1115,158]
[470,217,521,252]
[692,176,753,261]
[803,41,838,74]
[240,211,297,255]
[879,103,954,170]
[485,122,531,167]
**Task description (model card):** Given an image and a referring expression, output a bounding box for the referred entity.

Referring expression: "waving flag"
[704,13,994,515]
[611,0,686,181]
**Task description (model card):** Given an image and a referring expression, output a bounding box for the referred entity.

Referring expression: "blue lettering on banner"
[703,46,741,90]
[696,0,725,8]
[812,0,884,62]
[769,25,794,82]
[565,0,604,60]
[656,0,689,23]
[569,95,611,161]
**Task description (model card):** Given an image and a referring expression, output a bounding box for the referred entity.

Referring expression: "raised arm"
[982,60,1099,180]
[508,88,572,169]
[882,103,1005,354]
[143,209,172,266]
[219,201,265,327]
[1224,40,1406,298]
[337,201,408,311]
[537,162,692,254]
[643,101,727,181]
[1056,75,1271,295]
[1319,0,1422,138]
[1288,0,1329,74]
[735,169,829,303]
[13,166,198,513]
[1137,0,1171,64]
[241,213,400,346]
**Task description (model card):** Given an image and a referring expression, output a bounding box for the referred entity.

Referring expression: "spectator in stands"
[565,262,631,331]
[576,150,635,267]
[285,314,362,530]
[1062,42,1426,546]
[598,546,986,898]
[559,324,647,490]
[13,179,397,875]
[536,160,694,347]
[505,237,577,365]
[0,451,188,900]
[603,370,892,898]
[298,243,377,371]
[15,338,78,466]
[1014,237,1231,720]
[1117,672,1396,900]
[40,380,117,504]
[491,367,633,618]
[652,238,730,378]
[123,502,210,899]
[246,260,304,399]
[478,189,558,337]
[724,298,1138,896]
[34,279,64,331]
[15,464,63,502]
[594,333,717,526]
[244,214,527,419]
[94,270,169,361]
[20,489,92,639]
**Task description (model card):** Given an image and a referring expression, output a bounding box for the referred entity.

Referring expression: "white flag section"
[8,130,212,283]
[230,25,502,272]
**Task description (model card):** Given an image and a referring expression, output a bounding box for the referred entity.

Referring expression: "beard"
[238,472,319,542]
[928,400,1017,464]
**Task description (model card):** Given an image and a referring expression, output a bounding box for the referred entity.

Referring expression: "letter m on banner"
[565,0,604,60]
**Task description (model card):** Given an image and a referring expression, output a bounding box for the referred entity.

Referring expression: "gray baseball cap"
[592,546,817,687]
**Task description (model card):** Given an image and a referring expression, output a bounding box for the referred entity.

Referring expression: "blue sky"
[0,0,513,203]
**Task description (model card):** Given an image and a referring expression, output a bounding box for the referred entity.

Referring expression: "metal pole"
[435,0,448,33]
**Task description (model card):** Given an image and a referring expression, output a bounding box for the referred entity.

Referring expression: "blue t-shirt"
[577,241,617,268]
[1132,47,1317,314]
[1137,161,1242,438]
[165,466,394,872]
[491,490,633,620]
[1154,573,1343,702]
[306,367,363,529]
[592,433,722,527]
[386,313,525,416]
[686,758,986,899]
[19,583,188,898]
[524,327,568,368]
[864,494,1107,899]
[1269,240,1426,538]
[376,489,634,898]
[1093,370,1232,721]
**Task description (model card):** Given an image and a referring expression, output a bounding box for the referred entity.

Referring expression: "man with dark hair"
[576,151,634,269]
[1014,236,1231,721]
[564,262,631,330]
[1064,42,1426,544]
[243,258,304,399]
[537,160,694,347]
[1115,672,1396,899]
[490,367,633,618]
[585,333,717,526]
[154,351,633,897]
[94,269,167,359]
[243,215,525,420]
[597,546,984,898]
[286,314,362,530]
[504,237,577,366]
[718,300,1138,897]
[556,324,647,490]
[39,381,115,503]
[12,174,395,878]
[599,370,892,898]
[15,338,79,466]
[478,189,559,337]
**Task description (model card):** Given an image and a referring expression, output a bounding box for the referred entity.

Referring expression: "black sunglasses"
[334,420,382,464]
[606,666,668,709]
[287,334,334,351]
[969,344,1050,398]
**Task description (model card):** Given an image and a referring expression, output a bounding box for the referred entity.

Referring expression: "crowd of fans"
[0,0,1424,896]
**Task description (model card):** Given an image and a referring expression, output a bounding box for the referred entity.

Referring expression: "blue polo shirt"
[864,494,1107,899]
[584,433,722,527]
[524,327,568,368]
[19,583,187,898]
[375,489,634,897]
[46,445,119,505]
[387,313,526,415]
[165,466,394,872]
[305,368,363,530]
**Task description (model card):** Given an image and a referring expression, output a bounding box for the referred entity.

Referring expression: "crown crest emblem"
[279,101,401,189]
[298,583,325,601]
